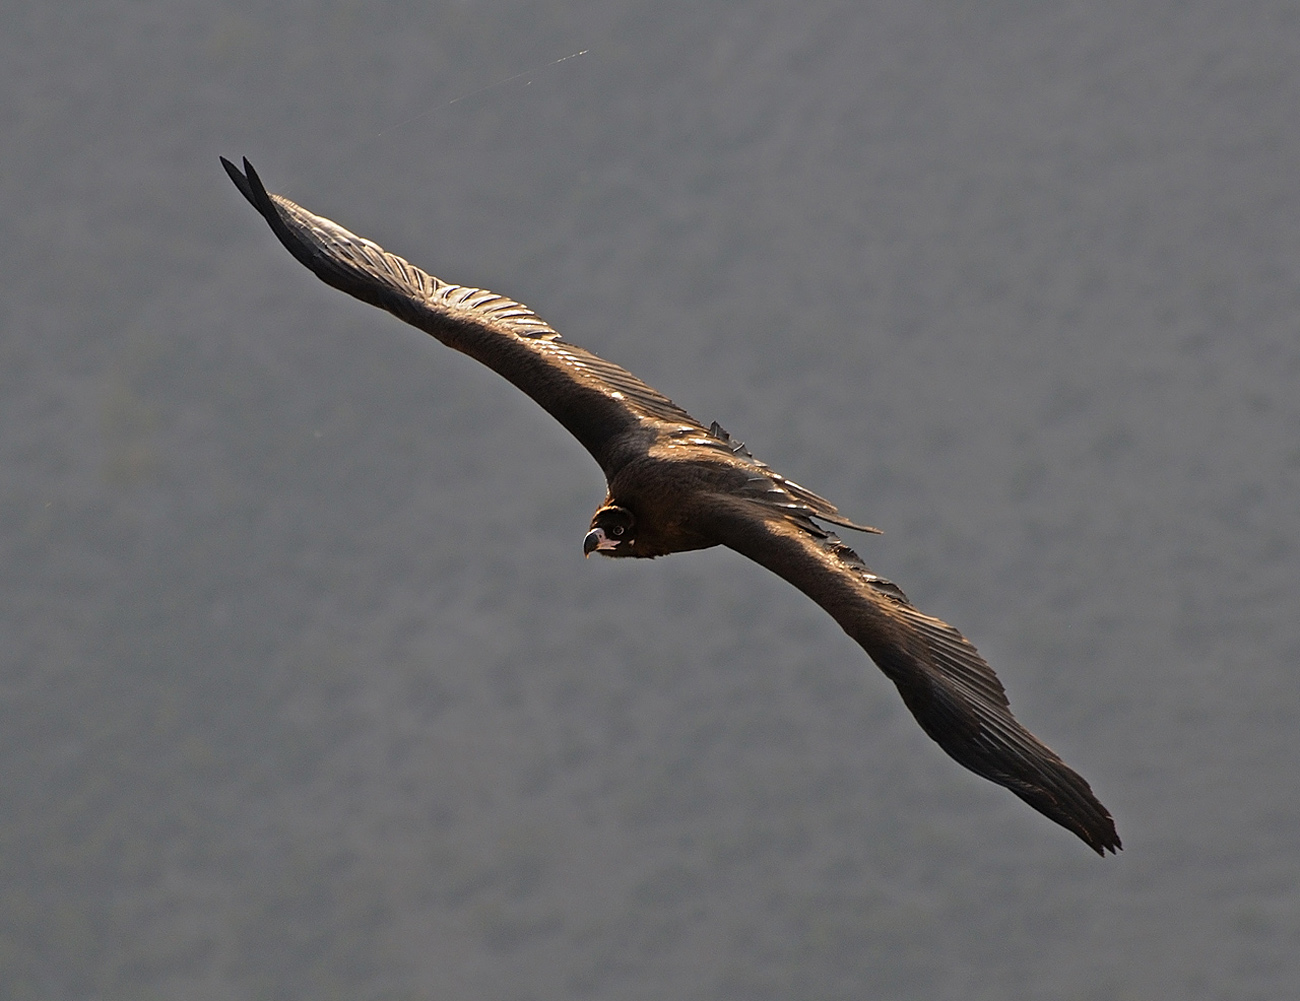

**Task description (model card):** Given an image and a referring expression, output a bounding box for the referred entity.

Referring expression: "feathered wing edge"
[704,421,882,535]
[222,158,884,531]
[222,156,561,335]
[709,503,1121,854]
[220,157,705,473]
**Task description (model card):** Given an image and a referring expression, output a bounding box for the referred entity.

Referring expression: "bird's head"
[584,505,636,557]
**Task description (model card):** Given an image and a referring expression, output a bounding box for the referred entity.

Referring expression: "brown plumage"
[222,157,1121,855]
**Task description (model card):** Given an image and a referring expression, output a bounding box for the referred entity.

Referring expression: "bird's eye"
[611,526,624,537]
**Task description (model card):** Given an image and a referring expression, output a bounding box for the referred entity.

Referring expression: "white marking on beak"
[583,527,621,557]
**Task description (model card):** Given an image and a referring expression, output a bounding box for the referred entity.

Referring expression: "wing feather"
[222,157,701,474]
[708,503,1121,855]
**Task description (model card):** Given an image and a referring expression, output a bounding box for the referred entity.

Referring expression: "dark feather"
[221,156,699,476]
[706,505,1120,854]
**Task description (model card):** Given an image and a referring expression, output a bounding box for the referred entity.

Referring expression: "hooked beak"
[583,527,619,557]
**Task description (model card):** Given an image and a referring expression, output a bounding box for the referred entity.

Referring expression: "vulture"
[222,157,1120,855]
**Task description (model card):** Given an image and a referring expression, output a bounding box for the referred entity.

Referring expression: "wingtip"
[220,154,256,207]
[1058,789,1122,856]
[1077,809,1122,856]
[242,157,261,190]
[220,155,276,221]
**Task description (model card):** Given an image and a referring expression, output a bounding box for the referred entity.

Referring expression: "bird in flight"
[221,157,1120,855]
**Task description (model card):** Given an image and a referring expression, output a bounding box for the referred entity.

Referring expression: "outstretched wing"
[708,501,1121,854]
[222,157,705,476]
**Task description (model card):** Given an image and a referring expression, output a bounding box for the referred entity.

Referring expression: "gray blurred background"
[3,1,1297,998]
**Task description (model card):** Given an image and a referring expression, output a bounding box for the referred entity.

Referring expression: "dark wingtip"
[220,155,278,225]
[1078,809,1122,856]
[220,155,257,207]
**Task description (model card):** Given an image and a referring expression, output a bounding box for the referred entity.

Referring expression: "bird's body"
[222,157,1120,855]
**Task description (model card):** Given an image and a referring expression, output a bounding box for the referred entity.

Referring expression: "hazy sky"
[4,2,1298,998]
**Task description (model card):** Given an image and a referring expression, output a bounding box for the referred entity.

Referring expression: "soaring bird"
[222,157,1120,855]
